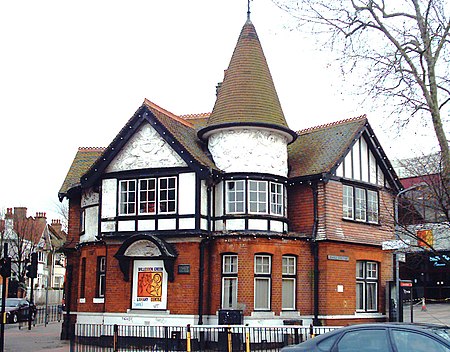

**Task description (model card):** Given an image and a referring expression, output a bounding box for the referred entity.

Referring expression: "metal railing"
[71,323,339,351]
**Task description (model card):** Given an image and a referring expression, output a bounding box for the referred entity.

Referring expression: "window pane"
[223,255,238,274]
[248,181,268,214]
[227,180,245,214]
[356,261,364,278]
[367,190,379,223]
[392,330,450,352]
[254,278,270,310]
[282,279,295,310]
[270,183,283,215]
[356,282,364,310]
[366,282,377,311]
[282,256,296,275]
[119,180,136,215]
[355,187,366,221]
[366,262,378,279]
[338,330,389,351]
[159,177,177,213]
[255,255,271,274]
[343,185,354,219]
[139,179,156,214]
[222,278,238,309]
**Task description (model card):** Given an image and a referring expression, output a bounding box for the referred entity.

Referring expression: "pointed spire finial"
[247,0,251,21]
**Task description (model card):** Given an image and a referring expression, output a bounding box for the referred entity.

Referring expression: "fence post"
[227,326,232,352]
[186,324,192,352]
[245,328,250,352]
[294,327,299,344]
[113,324,118,352]
[309,323,315,339]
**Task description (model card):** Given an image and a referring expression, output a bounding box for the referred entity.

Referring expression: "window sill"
[342,218,381,226]
[79,298,86,304]
[93,298,104,304]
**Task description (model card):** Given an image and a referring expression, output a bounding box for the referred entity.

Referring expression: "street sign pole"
[0,243,9,352]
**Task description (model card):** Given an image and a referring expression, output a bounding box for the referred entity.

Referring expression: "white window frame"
[226,180,246,214]
[282,256,296,310]
[343,185,379,224]
[356,261,378,312]
[119,180,137,215]
[254,255,271,310]
[98,256,106,298]
[270,182,284,216]
[222,254,238,309]
[138,178,157,214]
[248,180,268,214]
[158,176,177,214]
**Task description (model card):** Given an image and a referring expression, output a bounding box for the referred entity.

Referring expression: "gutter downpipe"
[311,181,321,326]
[198,174,213,325]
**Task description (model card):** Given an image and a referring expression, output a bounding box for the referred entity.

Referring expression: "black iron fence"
[71,323,339,351]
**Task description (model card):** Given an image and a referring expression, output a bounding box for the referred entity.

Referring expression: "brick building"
[59,18,402,329]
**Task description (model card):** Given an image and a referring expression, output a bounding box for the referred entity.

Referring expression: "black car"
[3,298,36,323]
[281,323,450,352]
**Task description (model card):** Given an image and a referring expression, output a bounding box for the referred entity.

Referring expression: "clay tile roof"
[59,147,105,198]
[179,113,210,129]
[200,20,294,140]
[288,116,368,178]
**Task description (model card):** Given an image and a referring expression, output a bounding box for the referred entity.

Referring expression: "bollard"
[113,324,118,352]
[245,329,250,352]
[186,324,192,352]
[227,326,232,352]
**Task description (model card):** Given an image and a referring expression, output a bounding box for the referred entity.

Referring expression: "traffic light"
[0,257,11,278]
[26,253,38,279]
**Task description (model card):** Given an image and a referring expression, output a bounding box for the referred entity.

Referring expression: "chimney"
[5,208,13,219]
[13,207,27,220]
[51,219,62,235]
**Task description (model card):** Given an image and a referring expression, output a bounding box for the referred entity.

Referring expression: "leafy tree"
[274,0,450,173]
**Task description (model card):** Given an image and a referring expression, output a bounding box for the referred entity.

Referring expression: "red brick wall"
[288,184,314,234]
[66,195,81,314]
[317,241,393,318]
[207,237,313,316]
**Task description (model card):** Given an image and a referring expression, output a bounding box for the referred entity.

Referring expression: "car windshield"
[429,327,450,342]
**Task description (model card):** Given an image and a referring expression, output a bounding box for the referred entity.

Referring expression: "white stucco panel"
[178,173,196,215]
[208,129,288,176]
[81,188,99,207]
[83,206,99,241]
[102,179,117,218]
[106,123,187,172]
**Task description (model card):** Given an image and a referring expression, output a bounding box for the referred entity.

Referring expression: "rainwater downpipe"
[311,181,321,326]
[198,181,212,325]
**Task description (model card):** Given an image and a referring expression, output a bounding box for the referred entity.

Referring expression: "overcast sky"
[0,0,443,222]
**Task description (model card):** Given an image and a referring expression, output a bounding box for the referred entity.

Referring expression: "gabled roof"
[288,115,401,191]
[79,99,219,190]
[198,20,296,142]
[58,147,104,199]
[289,116,368,178]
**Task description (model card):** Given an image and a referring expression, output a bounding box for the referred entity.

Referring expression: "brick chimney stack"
[5,208,13,219]
[14,207,27,220]
[51,219,62,235]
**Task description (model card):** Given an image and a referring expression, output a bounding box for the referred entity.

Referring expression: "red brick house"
[59,18,401,330]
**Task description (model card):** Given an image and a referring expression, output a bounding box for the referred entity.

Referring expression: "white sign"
[132,259,168,310]
[382,239,410,250]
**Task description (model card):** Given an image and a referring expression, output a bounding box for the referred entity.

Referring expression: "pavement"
[1,304,448,352]
[3,322,69,352]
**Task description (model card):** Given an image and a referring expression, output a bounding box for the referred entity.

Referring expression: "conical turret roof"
[199,20,296,142]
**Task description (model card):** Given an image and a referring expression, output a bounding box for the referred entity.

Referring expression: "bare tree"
[274,0,450,173]
[52,200,69,233]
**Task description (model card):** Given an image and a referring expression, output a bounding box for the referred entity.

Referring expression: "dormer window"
[119,176,177,216]
[225,179,286,217]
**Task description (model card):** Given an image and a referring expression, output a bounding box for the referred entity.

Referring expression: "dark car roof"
[281,323,450,351]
